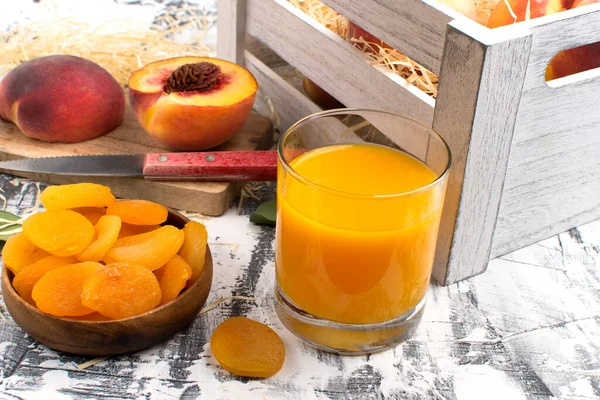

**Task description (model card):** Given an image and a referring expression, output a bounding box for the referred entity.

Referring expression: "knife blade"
[0,151,279,182]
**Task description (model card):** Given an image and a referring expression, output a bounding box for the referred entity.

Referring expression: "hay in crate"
[288,0,501,99]
[288,0,438,98]
[0,4,214,86]
[288,0,350,37]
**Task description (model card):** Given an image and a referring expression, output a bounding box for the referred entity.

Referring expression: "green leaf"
[0,210,20,223]
[0,225,22,241]
[250,199,276,225]
[0,211,22,242]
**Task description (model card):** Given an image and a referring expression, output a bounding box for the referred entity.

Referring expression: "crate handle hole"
[545,41,600,83]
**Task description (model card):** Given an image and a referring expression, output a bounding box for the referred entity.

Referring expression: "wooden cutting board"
[0,108,273,216]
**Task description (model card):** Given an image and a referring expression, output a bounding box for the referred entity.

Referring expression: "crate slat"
[246,0,435,126]
[431,26,532,284]
[217,0,246,64]
[245,51,322,133]
[319,0,453,74]
[490,6,600,256]
[246,52,432,158]
[238,0,600,284]
[523,5,600,92]
[493,138,600,257]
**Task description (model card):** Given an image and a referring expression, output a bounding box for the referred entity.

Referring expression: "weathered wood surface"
[245,50,322,134]
[0,110,273,217]
[217,0,246,64]
[492,5,600,257]
[318,0,452,74]
[431,27,532,285]
[245,0,435,127]
[1,175,599,399]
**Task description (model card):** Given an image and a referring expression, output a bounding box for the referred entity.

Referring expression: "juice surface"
[276,144,446,324]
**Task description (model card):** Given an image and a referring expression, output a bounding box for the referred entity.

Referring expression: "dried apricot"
[22,210,94,257]
[72,207,106,225]
[106,199,168,225]
[211,317,286,378]
[154,255,192,306]
[118,223,160,239]
[12,255,77,304]
[178,221,208,284]
[103,225,184,271]
[31,262,103,317]
[81,262,161,319]
[40,183,115,210]
[2,232,49,274]
[76,215,122,262]
[67,312,113,321]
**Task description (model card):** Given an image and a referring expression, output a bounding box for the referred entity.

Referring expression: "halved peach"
[128,57,258,151]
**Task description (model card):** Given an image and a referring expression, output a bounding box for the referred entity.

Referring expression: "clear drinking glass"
[274,109,451,354]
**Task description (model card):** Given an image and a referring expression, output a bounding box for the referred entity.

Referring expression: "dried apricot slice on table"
[81,262,162,319]
[40,183,115,210]
[31,262,103,317]
[210,316,286,378]
[154,255,192,306]
[103,225,184,271]
[22,210,94,256]
[72,207,106,225]
[76,215,122,262]
[178,221,208,284]
[106,199,168,225]
[117,223,160,239]
[12,255,77,304]
[1,232,49,274]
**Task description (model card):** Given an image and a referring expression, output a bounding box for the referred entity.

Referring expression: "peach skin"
[487,0,569,28]
[545,0,600,80]
[128,57,258,151]
[0,55,125,143]
[302,77,344,110]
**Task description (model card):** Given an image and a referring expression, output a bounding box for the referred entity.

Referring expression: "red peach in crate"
[301,21,386,110]
[348,0,475,46]
[545,0,600,80]
[348,22,392,50]
[302,77,344,110]
[128,57,258,151]
[487,0,599,79]
[486,0,571,28]
[0,55,125,143]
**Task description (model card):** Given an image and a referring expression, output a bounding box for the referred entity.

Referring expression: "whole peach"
[0,55,125,143]
[302,77,344,110]
[546,0,600,80]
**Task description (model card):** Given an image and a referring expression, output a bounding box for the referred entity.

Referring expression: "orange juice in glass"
[275,110,451,354]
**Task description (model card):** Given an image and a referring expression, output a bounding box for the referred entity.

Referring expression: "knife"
[0,151,279,181]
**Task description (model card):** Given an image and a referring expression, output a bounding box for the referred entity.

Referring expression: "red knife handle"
[143,151,278,181]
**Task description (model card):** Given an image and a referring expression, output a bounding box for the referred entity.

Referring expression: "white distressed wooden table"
[0,175,599,400]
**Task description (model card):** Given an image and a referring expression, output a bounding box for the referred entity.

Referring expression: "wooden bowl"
[1,210,213,356]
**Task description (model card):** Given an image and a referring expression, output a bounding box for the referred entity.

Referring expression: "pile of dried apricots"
[2,183,208,320]
[2,182,286,379]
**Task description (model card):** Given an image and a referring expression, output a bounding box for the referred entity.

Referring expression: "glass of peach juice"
[274,109,451,354]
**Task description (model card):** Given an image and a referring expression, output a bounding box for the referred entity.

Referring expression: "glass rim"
[277,108,453,199]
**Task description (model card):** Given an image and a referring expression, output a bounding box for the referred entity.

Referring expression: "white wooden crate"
[217,0,600,285]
